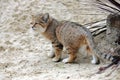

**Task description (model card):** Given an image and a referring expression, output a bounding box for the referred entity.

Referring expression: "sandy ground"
[0,0,120,80]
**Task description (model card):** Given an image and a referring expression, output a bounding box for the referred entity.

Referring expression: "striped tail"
[95,47,120,63]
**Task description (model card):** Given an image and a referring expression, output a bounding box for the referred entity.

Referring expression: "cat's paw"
[47,52,55,58]
[91,55,100,65]
[91,59,100,65]
[52,57,60,62]
[62,58,69,63]
[91,59,96,64]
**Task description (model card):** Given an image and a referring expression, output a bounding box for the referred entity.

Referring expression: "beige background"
[0,0,119,80]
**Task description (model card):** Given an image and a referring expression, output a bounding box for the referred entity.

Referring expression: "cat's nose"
[32,26,34,29]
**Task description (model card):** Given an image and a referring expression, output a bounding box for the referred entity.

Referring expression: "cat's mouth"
[32,26,36,30]
[32,26,46,33]
[31,23,37,30]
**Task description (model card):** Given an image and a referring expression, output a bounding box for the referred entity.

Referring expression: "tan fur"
[31,13,99,64]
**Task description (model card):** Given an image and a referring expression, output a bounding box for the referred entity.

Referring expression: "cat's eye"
[34,23,39,25]
[40,21,44,23]
[30,22,33,24]
[32,23,38,27]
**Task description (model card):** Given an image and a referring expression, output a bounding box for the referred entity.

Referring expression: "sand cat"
[30,13,114,64]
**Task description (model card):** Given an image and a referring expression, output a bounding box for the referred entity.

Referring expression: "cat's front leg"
[52,42,63,62]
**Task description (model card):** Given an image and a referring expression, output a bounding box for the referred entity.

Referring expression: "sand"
[0,0,120,80]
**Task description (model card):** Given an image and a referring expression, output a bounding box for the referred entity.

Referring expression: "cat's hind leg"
[62,47,77,63]
[86,45,100,64]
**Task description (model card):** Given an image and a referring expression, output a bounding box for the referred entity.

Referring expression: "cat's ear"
[31,15,34,18]
[42,13,49,23]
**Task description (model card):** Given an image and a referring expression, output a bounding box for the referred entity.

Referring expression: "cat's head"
[31,13,52,33]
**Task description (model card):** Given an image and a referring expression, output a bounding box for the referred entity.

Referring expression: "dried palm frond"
[94,0,120,14]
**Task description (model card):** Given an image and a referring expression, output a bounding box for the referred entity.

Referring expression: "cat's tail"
[95,47,120,64]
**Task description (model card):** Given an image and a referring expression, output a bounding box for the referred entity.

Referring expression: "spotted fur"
[31,13,101,64]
